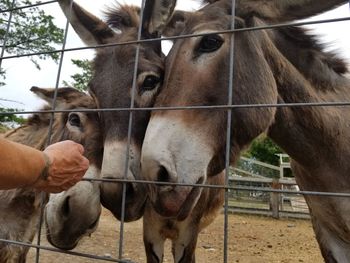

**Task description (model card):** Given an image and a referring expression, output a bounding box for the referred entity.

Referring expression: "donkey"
[141,0,350,262]
[57,1,225,262]
[42,86,103,250]
[57,0,167,222]
[0,86,102,262]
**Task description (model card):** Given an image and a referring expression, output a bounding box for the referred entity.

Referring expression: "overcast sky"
[0,1,349,111]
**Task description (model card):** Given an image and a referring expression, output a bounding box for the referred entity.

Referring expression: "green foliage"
[242,135,293,178]
[245,135,282,166]
[0,107,25,130]
[0,68,5,87]
[0,108,25,123]
[63,59,93,91]
[0,0,64,85]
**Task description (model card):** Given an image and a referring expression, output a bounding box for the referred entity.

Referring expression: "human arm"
[0,139,89,193]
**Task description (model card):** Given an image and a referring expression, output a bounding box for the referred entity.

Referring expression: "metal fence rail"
[0,0,349,262]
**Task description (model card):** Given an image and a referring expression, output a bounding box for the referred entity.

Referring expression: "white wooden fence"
[228,155,310,219]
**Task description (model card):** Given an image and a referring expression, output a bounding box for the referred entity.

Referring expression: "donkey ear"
[235,0,347,22]
[58,0,116,45]
[30,86,56,105]
[142,0,178,36]
[162,10,189,37]
[202,0,220,3]
[30,86,85,110]
[275,0,347,21]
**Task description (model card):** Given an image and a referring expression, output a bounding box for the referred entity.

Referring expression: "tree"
[62,59,93,91]
[237,135,282,178]
[245,135,282,166]
[0,107,25,132]
[241,135,293,178]
[1,0,64,129]
[0,0,64,86]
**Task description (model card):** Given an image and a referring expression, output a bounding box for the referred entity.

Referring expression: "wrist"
[30,152,51,188]
[40,152,51,181]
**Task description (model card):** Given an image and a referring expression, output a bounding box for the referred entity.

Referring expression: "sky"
[0,1,349,111]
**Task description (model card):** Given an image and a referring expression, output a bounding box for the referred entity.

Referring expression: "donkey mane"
[277,26,348,75]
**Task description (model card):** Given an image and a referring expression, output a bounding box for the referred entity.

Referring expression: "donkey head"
[45,166,101,250]
[29,86,102,162]
[57,0,174,221]
[141,0,347,219]
[0,86,102,255]
[31,87,104,250]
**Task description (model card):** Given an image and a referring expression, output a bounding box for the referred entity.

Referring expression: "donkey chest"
[160,220,179,240]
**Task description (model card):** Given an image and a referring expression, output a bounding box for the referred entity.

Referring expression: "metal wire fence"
[0,0,350,262]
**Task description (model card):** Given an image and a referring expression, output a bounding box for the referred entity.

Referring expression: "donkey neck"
[266,33,350,169]
[4,117,64,150]
[5,125,48,150]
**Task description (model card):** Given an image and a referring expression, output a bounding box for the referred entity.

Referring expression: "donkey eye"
[68,113,81,127]
[198,35,223,53]
[142,75,161,91]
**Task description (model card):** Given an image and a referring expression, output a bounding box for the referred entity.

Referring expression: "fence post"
[270,178,281,219]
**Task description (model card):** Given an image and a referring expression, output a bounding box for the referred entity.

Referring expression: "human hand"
[32,140,90,193]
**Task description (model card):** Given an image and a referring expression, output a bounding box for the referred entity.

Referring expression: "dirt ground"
[27,208,322,263]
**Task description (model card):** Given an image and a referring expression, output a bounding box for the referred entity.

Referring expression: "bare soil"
[27,208,322,263]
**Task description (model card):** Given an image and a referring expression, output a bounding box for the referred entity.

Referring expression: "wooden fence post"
[270,178,281,219]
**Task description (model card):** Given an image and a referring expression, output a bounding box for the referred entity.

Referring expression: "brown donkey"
[0,87,102,262]
[57,0,166,222]
[141,0,350,262]
[56,1,225,262]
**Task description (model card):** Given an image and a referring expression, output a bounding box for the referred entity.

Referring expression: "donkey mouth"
[177,177,205,220]
[86,216,100,234]
[152,177,204,220]
[45,214,100,250]
[45,221,78,250]
[100,179,147,221]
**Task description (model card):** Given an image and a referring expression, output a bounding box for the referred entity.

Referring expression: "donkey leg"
[144,237,165,263]
[172,220,198,263]
[143,205,165,263]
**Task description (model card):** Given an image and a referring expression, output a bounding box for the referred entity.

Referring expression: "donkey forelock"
[105,4,141,30]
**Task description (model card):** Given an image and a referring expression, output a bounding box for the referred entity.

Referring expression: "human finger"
[80,156,90,171]
[74,142,85,155]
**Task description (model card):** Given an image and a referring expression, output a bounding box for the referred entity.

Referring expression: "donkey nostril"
[62,196,71,217]
[157,165,170,183]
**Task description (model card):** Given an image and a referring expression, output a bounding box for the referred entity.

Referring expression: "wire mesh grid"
[0,0,350,262]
